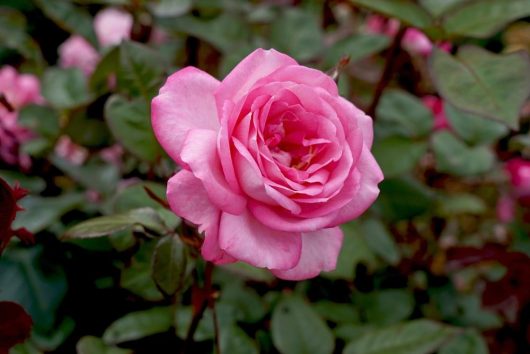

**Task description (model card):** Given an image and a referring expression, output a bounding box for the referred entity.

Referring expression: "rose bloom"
[0,66,43,169]
[54,135,89,166]
[422,95,451,131]
[58,36,100,76]
[505,158,530,205]
[152,49,383,280]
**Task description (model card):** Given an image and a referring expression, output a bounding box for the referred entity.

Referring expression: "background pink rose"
[422,95,451,131]
[94,8,133,48]
[0,66,43,169]
[58,35,100,77]
[152,49,383,280]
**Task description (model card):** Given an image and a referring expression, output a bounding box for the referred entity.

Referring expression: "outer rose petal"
[272,227,343,280]
[331,148,384,225]
[219,211,302,270]
[152,67,221,166]
[215,48,296,112]
[166,170,234,263]
[180,129,246,215]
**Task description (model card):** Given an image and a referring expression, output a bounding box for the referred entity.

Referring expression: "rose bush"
[152,49,383,280]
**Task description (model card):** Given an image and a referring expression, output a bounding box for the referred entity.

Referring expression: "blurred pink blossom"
[54,136,89,166]
[497,194,516,223]
[365,15,450,56]
[58,35,100,77]
[100,144,124,166]
[94,8,133,48]
[0,66,43,169]
[505,158,530,198]
[422,95,451,131]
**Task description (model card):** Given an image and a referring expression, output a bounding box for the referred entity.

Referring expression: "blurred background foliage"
[1,0,530,353]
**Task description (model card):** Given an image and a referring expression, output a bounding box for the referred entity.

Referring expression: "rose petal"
[152,67,221,167]
[215,48,296,112]
[330,149,384,225]
[272,227,343,280]
[180,129,246,215]
[219,211,302,270]
[166,170,234,263]
[257,65,338,96]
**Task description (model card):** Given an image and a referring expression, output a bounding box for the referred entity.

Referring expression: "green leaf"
[271,295,334,354]
[112,182,166,213]
[444,102,508,145]
[151,235,188,296]
[42,68,92,109]
[174,307,215,340]
[148,0,192,17]
[349,0,433,28]
[158,13,251,54]
[0,246,67,334]
[343,320,457,354]
[375,90,434,138]
[430,46,530,129]
[325,222,377,279]
[314,302,360,324]
[443,0,530,38]
[64,112,111,148]
[435,194,487,217]
[121,240,164,301]
[372,138,427,178]
[18,105,60,140]
[103,307,173,345]
[64,208,167,239]
[52,157,119,195]
[375,177,433,221]
[77,336,132,354]
[13,193,85,233]
[218,283,267,323]
[439,330,488,354]
[361,219,400,266]
[220,325,259,354]
[324,34,390,68]
[104,94,163,162]
[117,41,165,102]
[270,8,323,61]
[0,170,45,193]
[358,289,414,325]
[432,131,495,176]
[89,46,119,95]
[33,0,98,46]
[0,8,44,66]
[419,0,465,17]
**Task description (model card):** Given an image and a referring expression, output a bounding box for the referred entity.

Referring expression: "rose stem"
[367,25,407,119]
[181,261,215,354]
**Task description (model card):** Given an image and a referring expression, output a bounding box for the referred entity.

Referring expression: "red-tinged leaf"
[0,178,33,255]
[0,301,33,352]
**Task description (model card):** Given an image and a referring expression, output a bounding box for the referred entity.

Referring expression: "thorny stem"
[180,262,216,354]
[367,26,407,119]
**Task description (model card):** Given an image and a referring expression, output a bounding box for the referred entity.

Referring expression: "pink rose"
[58,35,100,77]
[0,66,43,169]
[505,158,530,199]
[54,136,89,165]
[152,49,383,280]
[422,95,451,131]
[94,8,133,48]
[497,194,516,223]
[365,15,450,57]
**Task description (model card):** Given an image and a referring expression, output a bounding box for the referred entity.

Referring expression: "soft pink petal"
[272,227,343,280]
[180,129,246,215]
[256,65,338,96]
[330,148,384,225]
[249,200,338,232]
[58,35,100,77]
[151,67,221,166]
[215,48,296,112]
[218,211,302,270]
[167,170,235,263]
